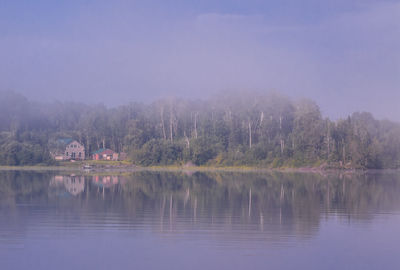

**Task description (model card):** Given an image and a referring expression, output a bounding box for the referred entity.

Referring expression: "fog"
[0,0,399,120]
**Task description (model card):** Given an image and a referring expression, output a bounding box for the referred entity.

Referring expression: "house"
[92,148,117,160]
[64,140,85,160]
[63,140,85,160]
[50,139,85,160]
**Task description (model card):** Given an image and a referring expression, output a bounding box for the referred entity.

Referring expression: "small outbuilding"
[92,148,117,161]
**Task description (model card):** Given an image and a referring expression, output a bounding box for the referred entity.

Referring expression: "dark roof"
[92,148,115,155]
[92,148,105,155]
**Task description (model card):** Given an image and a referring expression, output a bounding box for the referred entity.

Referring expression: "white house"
[51,139,85,160]
[64,140,85,160]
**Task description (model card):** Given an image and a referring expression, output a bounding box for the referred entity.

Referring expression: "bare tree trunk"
[327,121,330,160]
[169,106,173,142]
[161,106,166,140]
[342,138,346,164]
[194,112,198,139]
[259,111,264,140]
[184,131,190,149]
[86,135,90,156]
[173,116,178,139]
[248,121,252,148]
[260,111,264,125]
[102,138,105,149]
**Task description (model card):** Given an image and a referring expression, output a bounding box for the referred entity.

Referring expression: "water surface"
[1,170,400,269]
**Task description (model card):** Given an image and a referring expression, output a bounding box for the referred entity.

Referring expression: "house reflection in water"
[92,176,119,188]
[50,175,85,196]
[91,175,121,199]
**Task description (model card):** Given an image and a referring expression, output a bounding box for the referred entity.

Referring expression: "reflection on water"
[1,170,400,269]
[50,175,86,196]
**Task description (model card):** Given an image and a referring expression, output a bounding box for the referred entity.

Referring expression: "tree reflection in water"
[1,170,400,243]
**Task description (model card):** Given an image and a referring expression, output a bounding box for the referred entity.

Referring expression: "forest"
[1,90,400,169]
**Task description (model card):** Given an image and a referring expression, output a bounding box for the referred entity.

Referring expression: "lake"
[1,170,400,269]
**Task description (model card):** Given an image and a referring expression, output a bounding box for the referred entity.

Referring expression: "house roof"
[92,148,115,155]
[57,138,73,145]
[67,140,83,147]
[92,148,105,154]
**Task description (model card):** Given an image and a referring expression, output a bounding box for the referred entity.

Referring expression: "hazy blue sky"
[0,0,399,119]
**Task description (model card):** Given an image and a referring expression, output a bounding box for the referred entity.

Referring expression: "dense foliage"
[1,91,400,168]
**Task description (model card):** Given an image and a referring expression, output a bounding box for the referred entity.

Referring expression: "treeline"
[1,90,400,168]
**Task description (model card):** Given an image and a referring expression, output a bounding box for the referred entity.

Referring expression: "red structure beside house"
[92,149,118,160]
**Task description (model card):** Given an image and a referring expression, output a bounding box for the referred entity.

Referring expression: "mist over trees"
[1,90,400,169]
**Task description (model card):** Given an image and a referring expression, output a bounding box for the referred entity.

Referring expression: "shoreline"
[0,163,398,174]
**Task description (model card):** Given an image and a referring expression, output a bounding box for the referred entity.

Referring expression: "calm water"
[1,170,400,269]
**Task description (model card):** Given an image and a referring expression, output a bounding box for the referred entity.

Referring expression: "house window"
[66,152,69,156]
[79,152,81,157]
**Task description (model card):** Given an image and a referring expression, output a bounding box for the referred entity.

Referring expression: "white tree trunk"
[161,106,166,140]
[169,106,173,142]
[194,112,198,139]
[248,121,252,148]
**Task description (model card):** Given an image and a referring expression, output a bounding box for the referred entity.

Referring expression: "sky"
[0,0,399,120]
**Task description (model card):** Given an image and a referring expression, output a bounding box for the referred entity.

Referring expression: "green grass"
[0,160,357,173]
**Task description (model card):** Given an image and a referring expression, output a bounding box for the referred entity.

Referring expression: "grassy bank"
[0,160,357,174]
